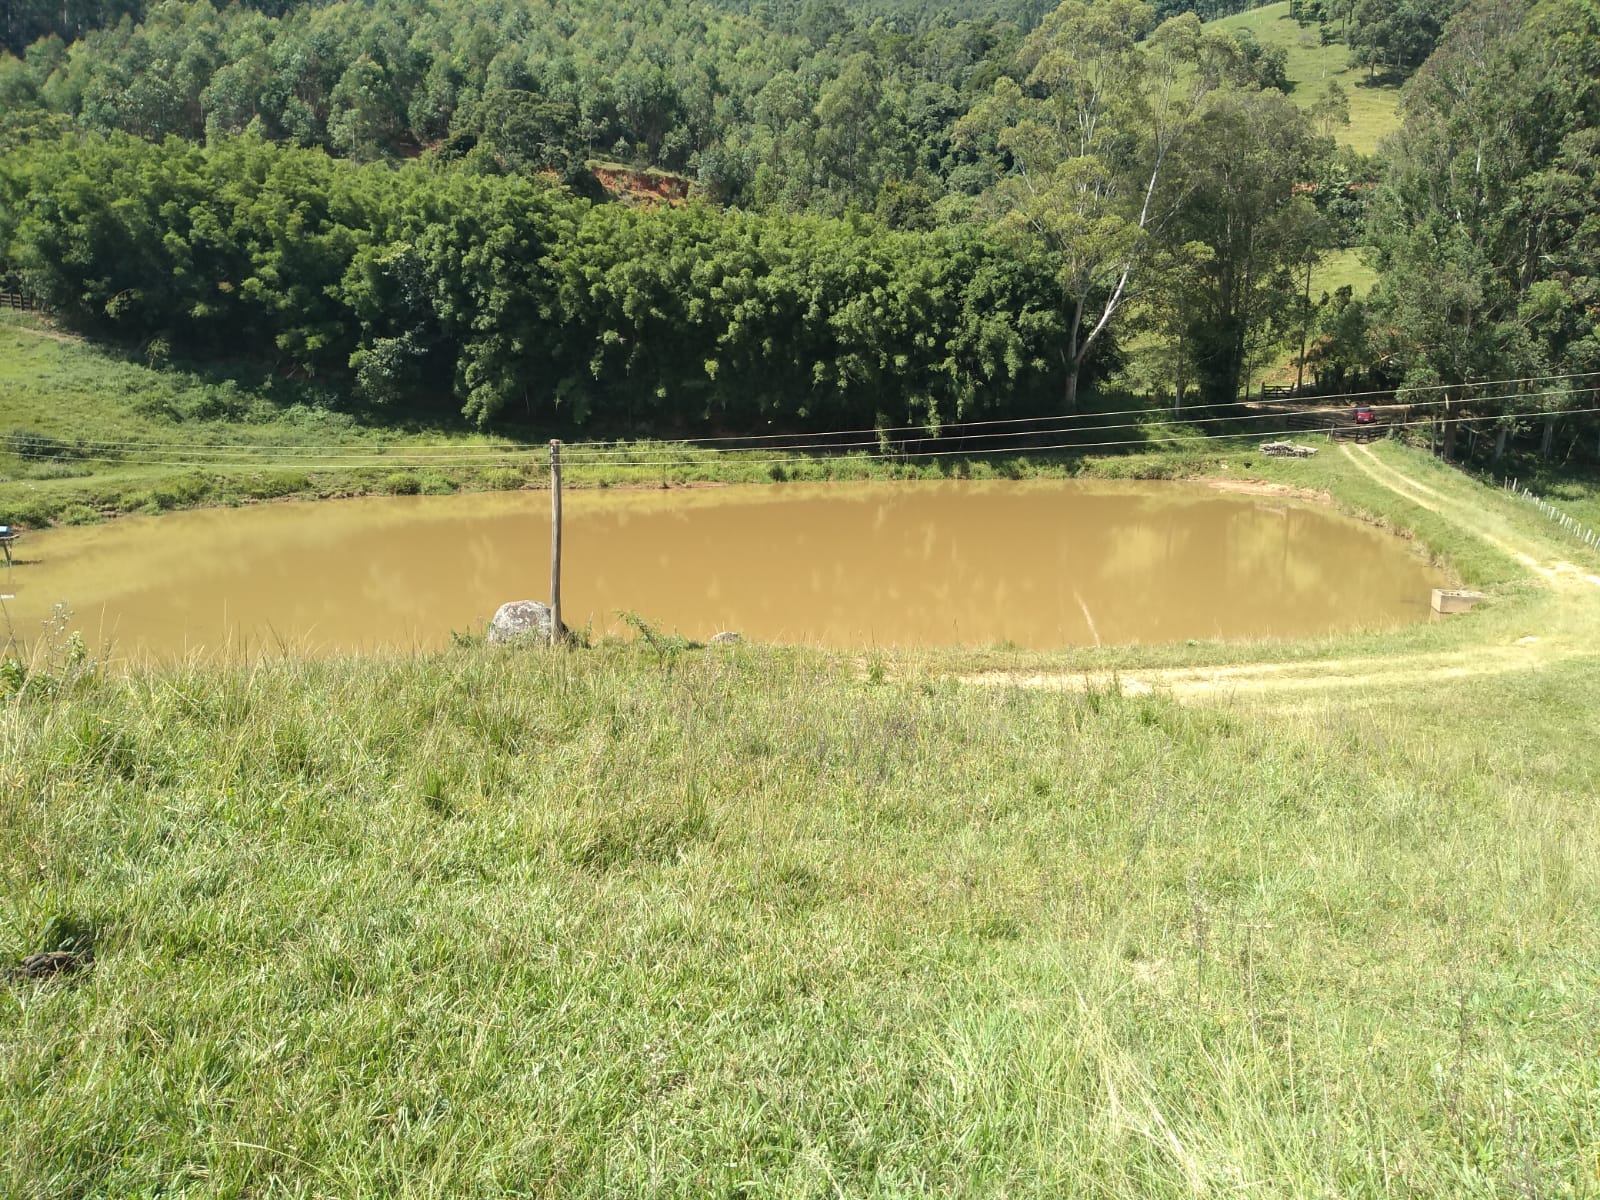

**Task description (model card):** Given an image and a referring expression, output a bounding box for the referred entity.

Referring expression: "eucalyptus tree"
[955,2,1228,409]
[1366,0,1600,457]
[1157,88,1325,403]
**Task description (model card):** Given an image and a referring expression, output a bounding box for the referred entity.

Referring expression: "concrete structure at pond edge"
[488,600,563,644]
[1431,589,1486,615]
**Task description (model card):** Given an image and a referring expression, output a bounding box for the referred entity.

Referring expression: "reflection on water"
[1,480,1445,659]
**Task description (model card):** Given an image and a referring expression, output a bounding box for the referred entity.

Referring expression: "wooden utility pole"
[549,439,563,646]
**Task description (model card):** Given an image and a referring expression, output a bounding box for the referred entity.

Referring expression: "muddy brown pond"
[2,480,1446,660]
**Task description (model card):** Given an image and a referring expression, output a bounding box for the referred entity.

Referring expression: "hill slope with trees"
[1,0,1596,462]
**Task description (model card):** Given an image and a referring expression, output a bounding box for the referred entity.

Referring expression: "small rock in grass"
[708,631,743,645]
[487,600,565,645]
[10,949,93,982]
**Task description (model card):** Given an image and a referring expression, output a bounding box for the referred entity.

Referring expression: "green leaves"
[1366,0,1600,410]
[1,130,1065,432]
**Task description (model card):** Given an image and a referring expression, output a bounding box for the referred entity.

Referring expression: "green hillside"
[1211,1,1402,155]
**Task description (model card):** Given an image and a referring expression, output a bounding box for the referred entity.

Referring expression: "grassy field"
[1308,247,1378,299]
[4,433,1600,1195]
[1210,2,1403,156]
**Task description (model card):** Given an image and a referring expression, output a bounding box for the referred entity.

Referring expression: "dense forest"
[0,0,1595,447]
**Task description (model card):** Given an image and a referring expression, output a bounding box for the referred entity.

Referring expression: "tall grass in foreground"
[3,642,1597,1197]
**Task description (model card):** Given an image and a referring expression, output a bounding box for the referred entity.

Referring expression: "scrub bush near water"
[480,467,526,490]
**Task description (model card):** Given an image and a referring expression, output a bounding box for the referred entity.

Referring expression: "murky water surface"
[2,481,1445,659]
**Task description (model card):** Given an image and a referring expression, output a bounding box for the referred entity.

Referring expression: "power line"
[24,402,1600,474]
[554,367,1600,446]
[549,406,1600,470]
[1262,368,1600,405]
[557,385,1593,461]
[5,368,1597,460]
[6,380,1596,468]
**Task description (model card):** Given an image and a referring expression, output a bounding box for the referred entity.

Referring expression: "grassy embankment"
[0,314,564,526]
[0,312,1282,529]
[5,312,1600,1197]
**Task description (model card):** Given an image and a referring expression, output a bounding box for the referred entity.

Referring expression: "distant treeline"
[0,0,1291,214]
[3,0,1595,459]
[0,130,1072,429]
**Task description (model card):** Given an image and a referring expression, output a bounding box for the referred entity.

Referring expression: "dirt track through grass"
[965,442,1600,705]
[1342,443,1600,588]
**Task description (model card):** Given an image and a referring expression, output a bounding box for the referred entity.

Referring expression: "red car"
[1353,405,1376,425]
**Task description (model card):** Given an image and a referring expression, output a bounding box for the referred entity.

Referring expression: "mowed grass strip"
[3,640,1598,1196]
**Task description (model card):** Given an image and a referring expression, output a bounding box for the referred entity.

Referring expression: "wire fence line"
[5,382,1599,469]
[1502,477,1600,551]
[8,402,1600,475]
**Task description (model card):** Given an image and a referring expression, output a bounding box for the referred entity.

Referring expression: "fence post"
[549,439,563,646]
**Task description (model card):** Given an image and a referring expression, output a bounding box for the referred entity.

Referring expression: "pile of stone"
[1259,441,1318,458]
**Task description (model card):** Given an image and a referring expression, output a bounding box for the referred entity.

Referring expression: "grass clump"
[480,466,525,491]
[244,471,312,500]
[416,471,458,496]
[56,503,102,526]
[380,471,422,495]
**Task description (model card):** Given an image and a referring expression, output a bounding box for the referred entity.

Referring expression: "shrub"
[381,472,421,495]
[417,472,457,496]
[118,489,161,515]
[151,473,212,509]
[187,382,248,421]
[481,467,524,491]
[5,496,56,527]
[247,472,311,499]
[8,429,83,461]
[130,390,182,420]
[58,503,102,526]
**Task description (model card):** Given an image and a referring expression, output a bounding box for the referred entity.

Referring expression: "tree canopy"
[2,0,1595,457]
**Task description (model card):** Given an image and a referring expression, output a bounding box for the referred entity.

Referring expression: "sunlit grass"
[1210,1,1403,155]
[1308,247,1378,299]
[3,610,1599,1195]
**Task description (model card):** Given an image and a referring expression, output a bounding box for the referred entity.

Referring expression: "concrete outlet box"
[1431,589,1486,615]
